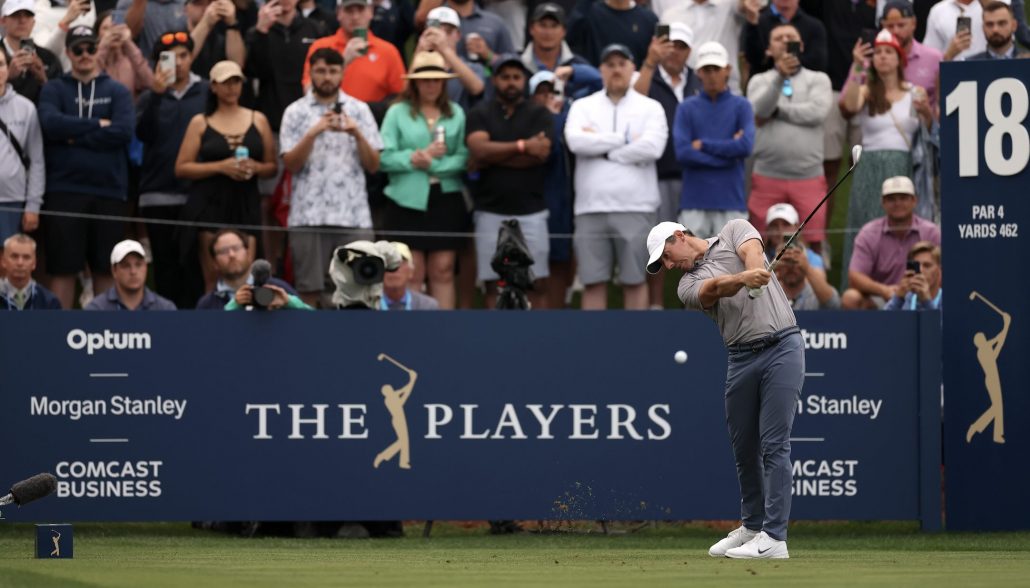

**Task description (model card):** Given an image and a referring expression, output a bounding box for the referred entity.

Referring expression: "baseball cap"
[426,6,461,28]
[881,175,915,196]
[491,52,530,74]
[766,203,800,227]
[599,43,634,63]
[110,240,147,265]
[668,22,694,47]
[695,41,729,69]
[65,25,98,49]
[338,0,372,6]
[881,0,915,20]
[210,60,246,83]
[1,0,35,17]
[874,29,907,66]
[529,70,556,94]
[645,221,688,274]
[390,242,414,268]
[531,2,565,25]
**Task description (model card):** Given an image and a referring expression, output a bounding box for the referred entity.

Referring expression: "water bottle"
[234,146,249,162]
[433,125,446,145]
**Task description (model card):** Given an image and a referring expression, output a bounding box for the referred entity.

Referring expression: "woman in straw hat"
[379,51,469,309]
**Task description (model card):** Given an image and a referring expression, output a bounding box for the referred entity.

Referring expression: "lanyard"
[380,290,412,311]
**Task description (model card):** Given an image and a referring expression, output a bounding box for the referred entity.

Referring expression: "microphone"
[0,473,57,506]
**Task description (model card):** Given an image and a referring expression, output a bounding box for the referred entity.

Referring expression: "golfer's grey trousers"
[724,328,805,541]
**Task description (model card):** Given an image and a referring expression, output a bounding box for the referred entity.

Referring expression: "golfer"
[646,219,804,559]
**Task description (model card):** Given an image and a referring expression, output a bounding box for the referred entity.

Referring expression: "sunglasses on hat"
[160,31,190,46]
[71,44,98,56]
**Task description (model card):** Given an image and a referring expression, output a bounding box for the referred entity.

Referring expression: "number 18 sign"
[941,60,1030,531]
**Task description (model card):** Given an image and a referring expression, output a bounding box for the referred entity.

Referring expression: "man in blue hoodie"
[38,25,135,309]
[673,40,754,239]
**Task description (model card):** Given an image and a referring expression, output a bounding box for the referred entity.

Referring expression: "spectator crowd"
[3,0,1017,312]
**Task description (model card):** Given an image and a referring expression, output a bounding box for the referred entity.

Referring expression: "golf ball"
[674,350,687,364]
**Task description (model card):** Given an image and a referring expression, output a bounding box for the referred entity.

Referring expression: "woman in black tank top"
[175,61,277,293]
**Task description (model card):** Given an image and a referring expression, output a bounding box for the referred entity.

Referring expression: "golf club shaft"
[972,292,1005,317]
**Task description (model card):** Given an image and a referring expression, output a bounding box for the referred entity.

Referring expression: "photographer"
[280,47,382,308]
[883,241,941,311]
[197,228,300,309]
[764,204,838,310]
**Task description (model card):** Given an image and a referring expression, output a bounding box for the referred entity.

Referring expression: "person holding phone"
[745,22,832,256]
[841,176,940,310]
[185,0,247,78]
[923,0,986,61]
[279,48,382,307]
[872,1,942,112]
[742,0,829,79]
[94,9,154,99]
[301,0,404,103]
[0,0,64,103]
[883,241,942,311]
[416,6,485,111]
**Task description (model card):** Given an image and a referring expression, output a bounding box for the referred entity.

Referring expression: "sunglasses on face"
[71,44,98,56]
[160,31,190,46]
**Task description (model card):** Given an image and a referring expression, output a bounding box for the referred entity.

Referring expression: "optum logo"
[67,329,152,355]
[800,330,847,350]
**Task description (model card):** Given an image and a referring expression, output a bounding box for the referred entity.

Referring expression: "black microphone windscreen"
[10,473,57,506]
[250,259,272,287]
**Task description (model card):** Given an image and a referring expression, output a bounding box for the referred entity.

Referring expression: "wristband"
[517,139,525,154]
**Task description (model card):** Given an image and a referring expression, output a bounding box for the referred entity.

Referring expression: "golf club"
[749,145,863,299]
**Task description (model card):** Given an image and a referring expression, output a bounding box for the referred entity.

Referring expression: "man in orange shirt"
[302,0,405,103]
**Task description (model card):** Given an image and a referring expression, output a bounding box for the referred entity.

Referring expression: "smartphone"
[956,16,971,34]
[111,11,125,25]
[655,23,670,39]
[860,28,877,46]
[353,27,368,56]
[20,38,36,55]
[906,260,921,274]
[427,18,440,28]
[552,78,564,98]
[331,102,342,114]
[786,41,801,58]
[158,50,177,84]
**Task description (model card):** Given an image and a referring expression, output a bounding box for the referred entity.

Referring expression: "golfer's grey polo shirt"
[678,219,796,346]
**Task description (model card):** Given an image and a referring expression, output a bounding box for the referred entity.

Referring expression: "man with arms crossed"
[645,218,804,559]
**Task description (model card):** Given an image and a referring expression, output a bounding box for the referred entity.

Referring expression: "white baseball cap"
[645,221,688,274]
[766,203,799,226]
[110,239,147,265]
[668,22,694,47]
[1,0,35,17]
[881,175,915,196]
[426,6,461,28]
[695,41,729,69]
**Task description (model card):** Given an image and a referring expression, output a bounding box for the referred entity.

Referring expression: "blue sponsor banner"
[0,312,938,526]
[941,60,1030,531]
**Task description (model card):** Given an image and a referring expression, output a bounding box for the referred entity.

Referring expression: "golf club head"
[969,291,978,301]
[851,145,863,167]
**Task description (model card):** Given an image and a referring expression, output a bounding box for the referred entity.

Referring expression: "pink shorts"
[748,173,829,244]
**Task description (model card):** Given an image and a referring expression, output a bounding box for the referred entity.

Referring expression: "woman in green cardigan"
[379,51,470,310]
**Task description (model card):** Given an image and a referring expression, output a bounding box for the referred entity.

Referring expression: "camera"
[249,259,276,308]
[491,219,535,310]
[337,247,386,285]
[906,260,921,274]
[329,240,403,309]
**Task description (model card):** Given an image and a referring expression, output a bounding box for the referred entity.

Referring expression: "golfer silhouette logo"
[373,354,417,469]
[967,291,1011,445]
[50,530,61,557]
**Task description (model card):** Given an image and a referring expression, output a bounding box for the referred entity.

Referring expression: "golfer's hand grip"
[747,286,765,299]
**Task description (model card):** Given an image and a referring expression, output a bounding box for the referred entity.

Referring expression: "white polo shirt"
[923,0,989,61]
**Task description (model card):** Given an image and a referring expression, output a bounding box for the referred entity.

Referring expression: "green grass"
[1,521,1028,587]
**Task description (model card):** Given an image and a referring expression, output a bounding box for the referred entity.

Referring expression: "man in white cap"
[85,240,177,310]
[673,40,754,240]
[634,21,701,309]
[417,5,486,111]
[0,0,65,103]
[763,203,839,310]
[842,175,940,310]
[645,217,804,559]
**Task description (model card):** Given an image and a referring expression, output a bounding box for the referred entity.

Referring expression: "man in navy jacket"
[38,26,134,310]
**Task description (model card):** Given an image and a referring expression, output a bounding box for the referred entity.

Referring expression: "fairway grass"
[1,522,1028,588]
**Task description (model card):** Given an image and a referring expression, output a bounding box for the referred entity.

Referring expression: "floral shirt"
[278,91,383,228]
